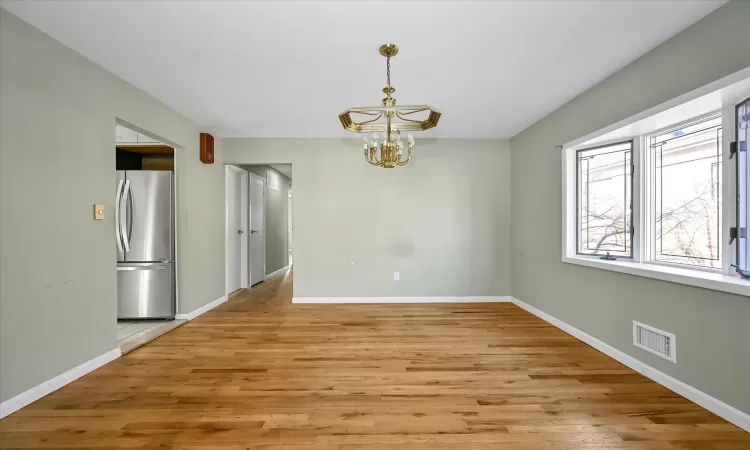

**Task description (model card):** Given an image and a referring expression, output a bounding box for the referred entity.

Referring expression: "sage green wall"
[510,0,750,414]
[240,165,292,274]
[225,139,511,298]
[0,9,225,402]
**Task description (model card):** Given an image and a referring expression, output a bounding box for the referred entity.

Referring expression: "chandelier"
[339,44,441,168]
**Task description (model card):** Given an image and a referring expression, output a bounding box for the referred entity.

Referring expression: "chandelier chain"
[386,56,391,87]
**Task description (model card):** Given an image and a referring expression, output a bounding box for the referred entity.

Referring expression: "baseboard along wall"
[2,292,230,419]
[292,296,512,304]
[0,348,121,419]
[265,265,290,281]
[510,297,750,433]
[3,293,747,432]
[291,293,749,432]
[175,295,228,321]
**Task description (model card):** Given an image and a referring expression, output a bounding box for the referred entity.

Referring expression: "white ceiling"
[2,1,726,139]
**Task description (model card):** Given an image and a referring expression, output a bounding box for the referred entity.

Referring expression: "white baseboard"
[175,295,228,321]
[292,296,512,304]
[510,296,750,433]
[0,348,121,419]
[1,293,229,418]
[265,265,290,281]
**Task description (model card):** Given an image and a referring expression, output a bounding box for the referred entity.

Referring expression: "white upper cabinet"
[137,133,159,144]
[115,124,139,143]
[115,124,161,145]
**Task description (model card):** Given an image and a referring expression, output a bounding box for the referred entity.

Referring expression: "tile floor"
[117,320,166,341]
[116,319,186,354]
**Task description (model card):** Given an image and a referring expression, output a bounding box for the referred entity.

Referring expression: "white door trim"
[225,165,249,294]
[248,171,266,284]
[172,148,179,314]
[114,119,181,315]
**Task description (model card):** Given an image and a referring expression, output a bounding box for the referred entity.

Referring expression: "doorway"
[225,165,249,294]
[115,122,184,354]
[249,173,266,286]
[226,165,291,292]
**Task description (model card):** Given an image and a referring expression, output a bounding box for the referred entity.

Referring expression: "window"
[648,116,722,268]
[576,141,633,258]
[571,116,724,269]
[562,90,750,296]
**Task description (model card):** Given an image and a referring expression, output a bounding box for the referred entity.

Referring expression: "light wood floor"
[1,271,748,449]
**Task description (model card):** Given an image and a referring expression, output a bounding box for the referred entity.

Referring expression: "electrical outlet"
[393,272,400,281]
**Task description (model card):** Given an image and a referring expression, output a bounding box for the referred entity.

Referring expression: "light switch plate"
[94,204,105,220]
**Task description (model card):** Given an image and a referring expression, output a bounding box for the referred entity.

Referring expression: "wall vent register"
[633,321,676,363]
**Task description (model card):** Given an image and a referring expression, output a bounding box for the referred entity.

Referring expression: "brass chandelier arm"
[365,146,383,166]
[356,112,384,126]
[395,108,432,115]
[396,153,412,166]
[395,112,424,123]
[366,158,382,167]
[347,123,435,133]
[345,105,434,113]
[341,107,441,133]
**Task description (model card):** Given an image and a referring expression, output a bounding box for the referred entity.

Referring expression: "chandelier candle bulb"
[339,44,441,168]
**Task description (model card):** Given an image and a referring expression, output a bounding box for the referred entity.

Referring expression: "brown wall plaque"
[199,133,214,164]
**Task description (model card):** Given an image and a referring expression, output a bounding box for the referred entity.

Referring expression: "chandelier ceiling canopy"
[339,44,441,168]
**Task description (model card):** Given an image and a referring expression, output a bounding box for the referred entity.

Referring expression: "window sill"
[562,255,750,297]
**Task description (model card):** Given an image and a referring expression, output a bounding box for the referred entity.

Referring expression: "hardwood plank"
[0,269,747,449]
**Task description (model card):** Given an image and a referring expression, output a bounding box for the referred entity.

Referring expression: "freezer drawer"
[117,262,174,319]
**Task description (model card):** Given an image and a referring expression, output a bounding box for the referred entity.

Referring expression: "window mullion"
[633,137,645,263]
[723,103,738,275]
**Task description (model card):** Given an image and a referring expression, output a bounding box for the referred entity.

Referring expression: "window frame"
[734,96,750,276]
[574,139,635,259]
[561,102,750,297]
[641,112,724,273]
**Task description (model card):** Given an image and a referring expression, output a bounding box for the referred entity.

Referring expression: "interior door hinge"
[729,141,737,159]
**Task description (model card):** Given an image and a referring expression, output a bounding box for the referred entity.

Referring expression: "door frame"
[288,187,293,266]
[225,165,249,295]
[247,171,267,284]
[115,119,181,314]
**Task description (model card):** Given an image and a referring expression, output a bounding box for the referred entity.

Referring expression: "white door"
[249,176,266,285]
[225,168,247,294]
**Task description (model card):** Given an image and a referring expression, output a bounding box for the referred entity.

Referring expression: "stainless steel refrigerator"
[116,171,175,319]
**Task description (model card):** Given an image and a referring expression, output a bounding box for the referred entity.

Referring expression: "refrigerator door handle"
[115,179,125,252]
[127,180,135,249]
[117,262,169,271]
[122,179,132,252]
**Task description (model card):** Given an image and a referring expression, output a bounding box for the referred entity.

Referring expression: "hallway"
[1,270,748,448]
